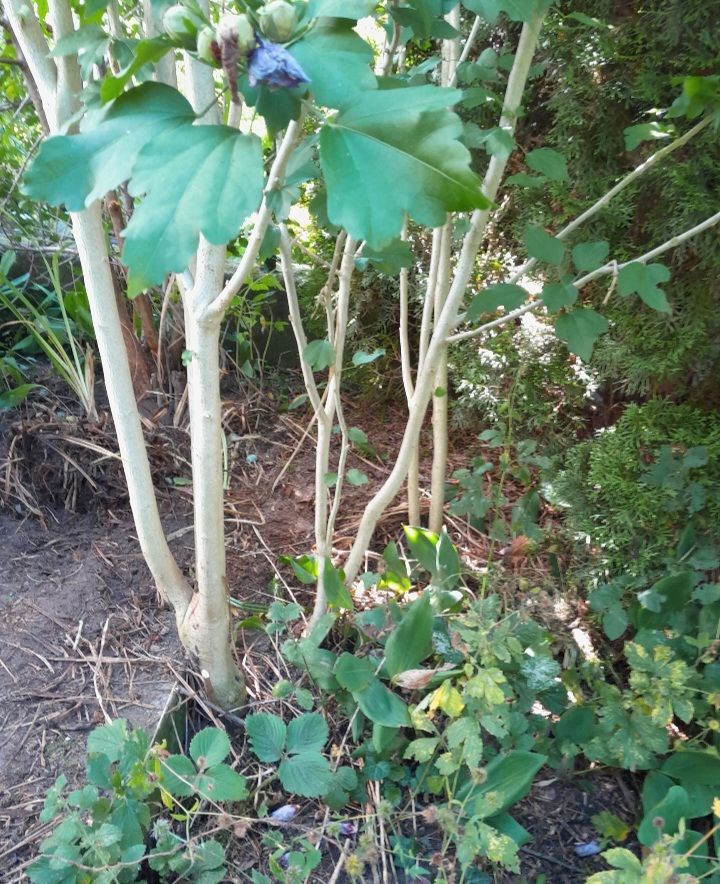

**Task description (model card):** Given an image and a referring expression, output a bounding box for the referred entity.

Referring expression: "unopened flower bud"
[196,26,220,66]
[216,12,256,56]
[162,4,204,48]
[259,0,298,43]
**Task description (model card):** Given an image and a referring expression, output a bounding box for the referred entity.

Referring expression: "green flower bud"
[259,0,298,43]
[216,13,256,56]
[163,4,204,48]
[196,26,219,66]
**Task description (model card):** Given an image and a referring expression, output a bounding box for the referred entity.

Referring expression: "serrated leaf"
[572,241,609,272]
[474,125,516,160]
[526,148,568,181]
[23,83,194,210]
[385,592,433,677]
[334,652,376,692]
[523,224,565,266]
[289,20,376,109]
[617,262,671,313]
[278,752,331,797]
[196,764,248,801]
[189,728,231,769]
[356,678,411,727]
[463,0,552,23]
[404,737,439,762]
[542,280,578,312]
[87,719,129,762]
[245,713,287,763]
[303,339,336,371]
[123,125,263,295]
[320,86,488,249]
[554,308,609,361]
[286,713,328,755]
[467,283,528,319]
[161,755,197,797]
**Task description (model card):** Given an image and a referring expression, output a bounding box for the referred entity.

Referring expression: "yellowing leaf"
[429,680,465,718]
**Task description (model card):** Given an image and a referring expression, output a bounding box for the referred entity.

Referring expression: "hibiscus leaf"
[320,86,487,248]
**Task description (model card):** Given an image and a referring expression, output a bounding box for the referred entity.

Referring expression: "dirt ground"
[0,393,638,882]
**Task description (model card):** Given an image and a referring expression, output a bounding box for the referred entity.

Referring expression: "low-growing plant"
[29,720,246,883]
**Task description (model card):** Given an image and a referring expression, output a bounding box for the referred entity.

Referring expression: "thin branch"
[343,9,547,583]
[448,14,482,87]
[205,114,304,321]
[447,208,720,344]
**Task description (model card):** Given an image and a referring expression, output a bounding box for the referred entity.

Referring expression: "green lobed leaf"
[289,20,376,109]
[123,125,263,295]
[462,0,553,23]
[278,752,332,797]
[572,240,609,272]
[189,728,231,770]
[554,308,609,361]
[555,706,596,743]
[617,262,671,313]
[385,592,433,677]
[245,713,287,763]
[523,224,565,266]
[541,280,578,312]
[526,147,568,181]
[320,86,488,249]
[87,719,129,762]
[356,677,412,727]
[345,468,369,486]
[467,283,528,319]
[23,83,194,211]
[355,240,413,275]
[286,713,328,756]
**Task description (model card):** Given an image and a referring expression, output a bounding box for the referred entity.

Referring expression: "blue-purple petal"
[248,35,310,90]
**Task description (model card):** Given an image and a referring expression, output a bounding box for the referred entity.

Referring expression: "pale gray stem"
[448,208,720,345]
[207,116,305,320]
[343,11,547,584]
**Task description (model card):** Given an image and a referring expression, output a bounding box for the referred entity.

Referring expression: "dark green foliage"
[556,401,720,571]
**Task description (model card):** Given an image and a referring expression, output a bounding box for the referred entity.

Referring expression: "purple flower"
[248,35,310,90]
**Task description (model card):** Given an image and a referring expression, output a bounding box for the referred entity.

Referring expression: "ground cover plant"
[1,0,719,880]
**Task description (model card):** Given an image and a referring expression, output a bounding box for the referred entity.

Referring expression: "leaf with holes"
[320,86,487,248]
